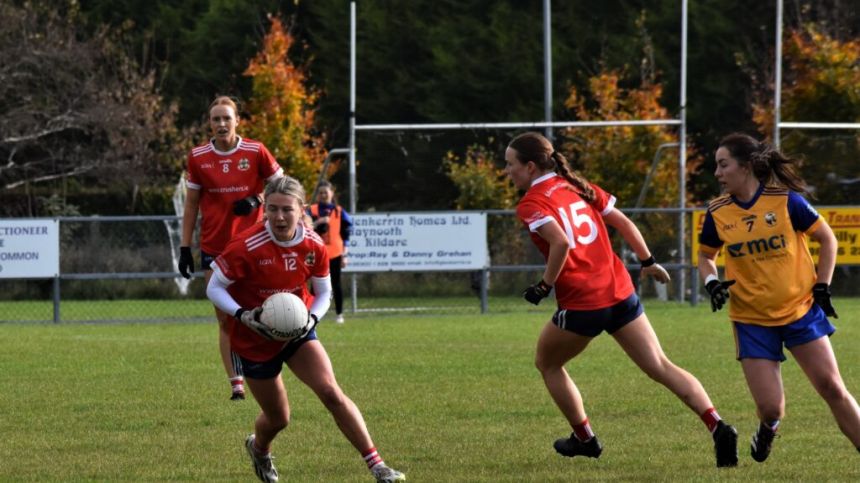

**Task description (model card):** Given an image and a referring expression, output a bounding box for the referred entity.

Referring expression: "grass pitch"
[1,299,859,481]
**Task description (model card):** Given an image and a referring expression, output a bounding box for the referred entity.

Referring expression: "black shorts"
[239,329,319,379]
[551,293,644,337]
[200,250,218,271]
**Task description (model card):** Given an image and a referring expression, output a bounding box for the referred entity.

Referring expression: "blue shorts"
[200,250,217,271]
[733,304,835,362]
[239,329,318,379]
[552,293,644,337]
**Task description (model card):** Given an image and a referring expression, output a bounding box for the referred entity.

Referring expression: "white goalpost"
[345,0,692,309]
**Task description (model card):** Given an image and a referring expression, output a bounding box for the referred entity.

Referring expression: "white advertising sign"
[345,212,488,272]
[0,219,60,278]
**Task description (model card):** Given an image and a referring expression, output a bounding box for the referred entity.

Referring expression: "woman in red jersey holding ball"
[179,96,283,400]
[206,176,404,483]
[505,132,738,467]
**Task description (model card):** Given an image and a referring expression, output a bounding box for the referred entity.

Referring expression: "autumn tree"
[0,1,187,215]
[751,24,860,204]
[242,16,327,194]
[443,143,517,210]
[557,70,701,261]
[561,72,698,209]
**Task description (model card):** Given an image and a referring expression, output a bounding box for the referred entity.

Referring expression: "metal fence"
[2,209,858,323]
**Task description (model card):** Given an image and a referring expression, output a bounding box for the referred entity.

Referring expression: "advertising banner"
[345,212,488,272]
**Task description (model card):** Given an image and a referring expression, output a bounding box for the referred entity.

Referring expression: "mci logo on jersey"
[726,234,787,258]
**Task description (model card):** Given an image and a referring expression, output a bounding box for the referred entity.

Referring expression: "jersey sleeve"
[588,183,616,216]
[787,191,823,234]
[516,199,555,232]
[212,237,250,283]
[698,210,723,252]
[185,151,202,190]
[258,144,284,182]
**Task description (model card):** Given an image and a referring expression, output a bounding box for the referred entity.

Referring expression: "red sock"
[573,418,595,442]
[700,407,721,433]
[362,447,384,469]
[230,376,244,392]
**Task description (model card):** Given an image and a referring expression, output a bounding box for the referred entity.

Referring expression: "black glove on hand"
[233,195,261,216]
[523,280,552,305]
[705,279,736,312]
[812,283,838,319]
[178,246,194,279]
[235,307,274,340]
[301,314,320,338]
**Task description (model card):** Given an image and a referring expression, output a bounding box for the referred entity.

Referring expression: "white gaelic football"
[260,292,309,341]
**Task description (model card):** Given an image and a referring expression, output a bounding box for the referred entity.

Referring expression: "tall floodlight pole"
[678,0,688,302]
[774,0,783,148]
[543,0,553,140]
[349,1,358,312]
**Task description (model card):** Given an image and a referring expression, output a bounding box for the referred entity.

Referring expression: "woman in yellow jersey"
[698,132,860,462]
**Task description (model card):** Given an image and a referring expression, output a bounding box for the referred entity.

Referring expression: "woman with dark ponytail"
[505,131,738,467]
[698,132,859,462]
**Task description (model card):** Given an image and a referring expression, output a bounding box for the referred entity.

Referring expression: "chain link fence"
[2,209,858,323]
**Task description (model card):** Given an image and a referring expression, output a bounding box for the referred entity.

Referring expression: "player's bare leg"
[614,313,738,467]
[288,341,405,481]
[535,322,602,458]
[791,337,860,447]
[613,314,713,413]
[535,322,593,427]
[244,376,290,482]
[207,269,245,399]
[740,358,784,462]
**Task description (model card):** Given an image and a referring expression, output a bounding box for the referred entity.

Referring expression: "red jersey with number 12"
[516,175,634,310]
[186,137,283,254]
[213,221,329,362]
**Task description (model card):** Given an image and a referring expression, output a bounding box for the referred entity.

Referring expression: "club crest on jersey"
[765,211,777,226]
[304,252,315,266]
[238,158,250,171]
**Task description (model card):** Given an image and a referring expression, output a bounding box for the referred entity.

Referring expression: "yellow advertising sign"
[691,207,860,266]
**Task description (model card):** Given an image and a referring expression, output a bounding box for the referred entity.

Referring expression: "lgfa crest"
[765,211,777,226]
[304,252,316,266]
[238,158,250,171]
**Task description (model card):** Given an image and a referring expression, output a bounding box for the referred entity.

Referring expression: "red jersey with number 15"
[212,221,329,362]
[516,174,634,310]
[186,137,283,254]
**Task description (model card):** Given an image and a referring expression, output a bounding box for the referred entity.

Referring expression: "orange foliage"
[243,16,327,195]
[561,72,701,209]
[754,24,860,136]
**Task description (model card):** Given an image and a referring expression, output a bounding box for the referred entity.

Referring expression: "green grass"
[1,299,859,481]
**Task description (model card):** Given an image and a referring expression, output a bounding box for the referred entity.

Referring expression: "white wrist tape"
[704,274,719,285]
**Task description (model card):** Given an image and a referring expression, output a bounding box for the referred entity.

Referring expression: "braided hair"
[718,133,810,195]
[508,132,595,202]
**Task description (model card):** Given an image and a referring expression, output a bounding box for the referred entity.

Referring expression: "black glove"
[812,283,838,319]
[314,222,330,235]
[235,307,274,340]
[233,195,261,216]
[301,314,320,338]
[178,246,194,279]
[523,280,552,305]
[705,278,736,312]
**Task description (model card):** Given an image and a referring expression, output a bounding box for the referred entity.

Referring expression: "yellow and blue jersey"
[699,185,823,326]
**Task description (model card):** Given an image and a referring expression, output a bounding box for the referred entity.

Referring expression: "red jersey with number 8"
[186,137,283,254]
[516,174,634,310]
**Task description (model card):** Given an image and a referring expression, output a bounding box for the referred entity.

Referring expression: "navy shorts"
[552,293,644,337]
[240,329,319,379]
[200,250,217,271]
[733,304,835,362]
